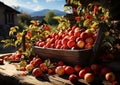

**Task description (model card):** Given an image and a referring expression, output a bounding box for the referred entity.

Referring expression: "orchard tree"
[18,13,32,25]
[18,13,32,31]
[44,11,58,25]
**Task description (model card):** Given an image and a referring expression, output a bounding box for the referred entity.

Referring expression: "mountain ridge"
[30,9,66,16]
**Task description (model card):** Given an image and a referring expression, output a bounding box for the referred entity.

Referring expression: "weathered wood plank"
[0,53,116,85]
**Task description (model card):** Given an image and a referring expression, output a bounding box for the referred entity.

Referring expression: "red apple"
[35,41,40,46]
[80,32,88,39]
[85,43,93,49]
[68,30,74,36]
[58,61,64,66]
[48,69,55,75]
[91,64,101,72]
[38,41,46,47]
[63,65,67,70]
[85,37,94,44]
[74,30,81,37]
[20,67,26,71]
[71,45,78,50]
[69,74,78,84]
[76,37,81,42]
[69,36,76,41]
[105,72,116,82]
[72,25,77,30]
[9,54,15,61]
[85,29,93,37]
[84,73,94,83]
[100,67,111,76]
[55,44,61,49]
[93,33,98,40]
[4,56,9,61]
[40,63,48,72]
[79,69,87,79]
[52,32,57,38]
[32,68,42,77]
[26,64,34,72]
[61,38,69,45]
[74,65,81,73]
[58,31,64,36]
[34,58,42,66]
[45,34,51,38]
[46,38,51,42]
[85,14,92,19]
[79,28,85,33]
[84,67,92,73]
[74,27,80,32]
[45,42,51,48]
[67,40,76,48]
[0,58,4,65]
[15,53,21,59]
[55,66,65,76]
[77,40,85,49]
[55,35,60,40]
[112,81,119,85]
[57,39,62,46]
[50,38,55,43]
[65,66,74,75]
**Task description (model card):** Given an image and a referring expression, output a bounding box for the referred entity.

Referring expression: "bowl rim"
[33,46,92,52]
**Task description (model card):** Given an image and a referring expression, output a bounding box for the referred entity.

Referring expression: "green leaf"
[83,19,90,27]
[102,41,113,48]
[44,59,51,67]
[53,16,62,23]
[9,31,14,36]
[105,36,115,44]
[15,40,21,46]
[19,60,27,67]
[104,12,109,18]
[48,64,55,69]
[91,22,98,28]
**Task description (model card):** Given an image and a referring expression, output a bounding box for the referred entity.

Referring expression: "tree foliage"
[18,13,32,25]
[44,11,58,25]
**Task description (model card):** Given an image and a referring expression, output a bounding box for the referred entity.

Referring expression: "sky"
[0,0,66,12]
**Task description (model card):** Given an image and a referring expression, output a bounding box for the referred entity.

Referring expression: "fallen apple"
[79,69,87,79]
[65,66,74,75]
[0,58,4,65]
[32,68,42,77]
[74,65,81,73]
[105,72,116,82]
[55,66,65,76]
[69,74,78,84]
[84,73,94,83]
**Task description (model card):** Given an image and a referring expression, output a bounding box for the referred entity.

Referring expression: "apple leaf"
[44,59,51,67]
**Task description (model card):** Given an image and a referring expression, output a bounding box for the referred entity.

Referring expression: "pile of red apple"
[3,51,22,62]
[12,56,119,85]
[35,25,97,50]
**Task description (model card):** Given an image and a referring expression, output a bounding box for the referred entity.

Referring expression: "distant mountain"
[30,9,66,16]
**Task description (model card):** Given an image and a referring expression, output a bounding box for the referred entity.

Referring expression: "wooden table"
[0,53,118,85]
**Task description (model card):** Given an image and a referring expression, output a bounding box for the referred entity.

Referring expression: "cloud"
[32,0,38,3]
[45,0,61,2]
[0,0,43,11]
[0,0,19,6]
[45,0,55,2]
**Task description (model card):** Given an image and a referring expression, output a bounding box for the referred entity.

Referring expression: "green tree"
[44,11,58,25]
[18,13,32,25]
[18,13,32,31]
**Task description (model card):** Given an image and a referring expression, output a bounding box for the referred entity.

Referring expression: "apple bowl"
[33,46,92,66]
[32,23,107,66]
